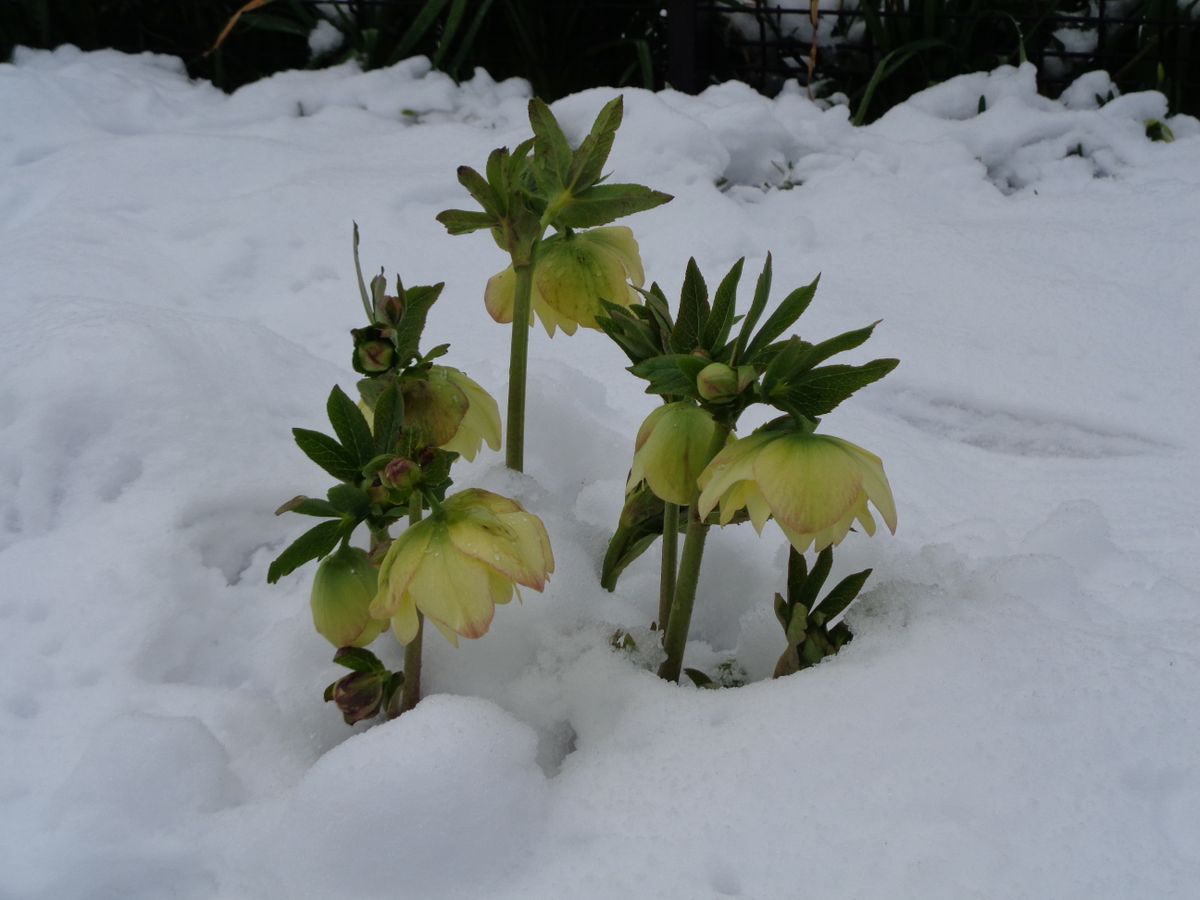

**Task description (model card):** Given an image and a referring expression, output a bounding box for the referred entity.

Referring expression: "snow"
[3,44,1200,898]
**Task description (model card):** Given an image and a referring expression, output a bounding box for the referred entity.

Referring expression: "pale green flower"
[370,489,554,646]
[627,402,718,505]
[310,546,385,648]
[697,428,897,554]
[484,226,645,336]
[362,366,501,460]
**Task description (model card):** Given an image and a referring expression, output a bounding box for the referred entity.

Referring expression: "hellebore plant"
[599,256,898,682]
[437,96,671,471]
[269,228,553,724]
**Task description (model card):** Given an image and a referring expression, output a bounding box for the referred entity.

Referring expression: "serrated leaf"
[327,386,375,466]
[275,496,339,517]
[267,519,346,583]
[435,209,495,235]
[629,354,708,397]
[701,258,744,352]
[293,428,360,482]
[392,282,443,364]
[528,97,571,184]
[761,336,812,394]
[596,301,660,365]
[327,483,370,516]
[817,568,873,622]
[332,646,387,674]
[565,95,623,191]
[684,668,717,688]
[733,254,772,364]
[798,321,881,371]
[670,258,709,353]
[794,546,833,610]
[772,358,899,418]
[456,165,496,212]
[553,183,673,229]
[371,380,404,455]
[743,274,821,361]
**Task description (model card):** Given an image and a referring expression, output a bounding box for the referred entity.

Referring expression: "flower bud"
[381,457,419,492]
[351,326,396,375]
[311,546,385,648]
[696,362,739,402]
[627,402,718,505]
[328,671,384,724]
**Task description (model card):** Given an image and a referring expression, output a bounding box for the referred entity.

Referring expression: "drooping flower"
[697,427,897,554]
[484,226,645,336]
[627,402,719,505]
[370,489,554,646]
[310,545,385,648]
[363,366,501,460]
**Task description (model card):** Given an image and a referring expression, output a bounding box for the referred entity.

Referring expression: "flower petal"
[408,532,497,641]
[583,226,645,287]
[754,434,863,535]
[829,437,898,534]
[370,523,433,619]
[390,592,421,645]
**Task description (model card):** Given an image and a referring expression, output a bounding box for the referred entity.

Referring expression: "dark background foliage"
[2,0,1196,121]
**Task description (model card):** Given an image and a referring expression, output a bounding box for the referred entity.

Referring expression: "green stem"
[657,424,732,682]
[505,261,535,472]
[658,502,680,632]
[399,494,424,714]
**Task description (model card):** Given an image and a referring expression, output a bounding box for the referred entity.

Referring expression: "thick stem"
[658,502,680,632]
[399,495,424,713]
[657,424,732,682]
[505,261,535,472]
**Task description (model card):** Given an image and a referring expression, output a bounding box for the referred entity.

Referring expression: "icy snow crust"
[2,45,1199,899]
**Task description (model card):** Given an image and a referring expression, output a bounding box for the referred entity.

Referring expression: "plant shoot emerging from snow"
[437,96,671,472]
[598,256,898,683]
[268,227,552,724]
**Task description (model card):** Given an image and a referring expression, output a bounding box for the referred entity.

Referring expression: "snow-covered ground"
[2,45,1199,900]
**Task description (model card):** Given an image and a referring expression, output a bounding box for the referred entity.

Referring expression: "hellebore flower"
[697,428,897,554]
[627,402,719,505]
[310,545,385,648]
[370,489,554,646]
[484,226,645,336]
[364,367,501,460]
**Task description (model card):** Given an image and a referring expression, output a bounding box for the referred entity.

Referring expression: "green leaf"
[761,336,812,394]
[267,519,346,583]
[701,258,744,352]
[817,568,873,622]
[371,380,404,455]
[392,282,443,364]
[326,386,375,467]
[566,96,624,191]
[684,668,716,689]
[794,547,833,610]
[528,98,572,184]
[629,354,708,398]
[772,358,899,418]
[456,165,496,212]
[274,496,339,517]
[332,646,387,674]
[293,428,360,482]
[327,483,371,516]
[553,183,673,229]
[596,301,660,365]
[799,321,882,371]
[435,209,495,235]
[670,258,709,354]
[733,254,772,364]
[743,275,821,361]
